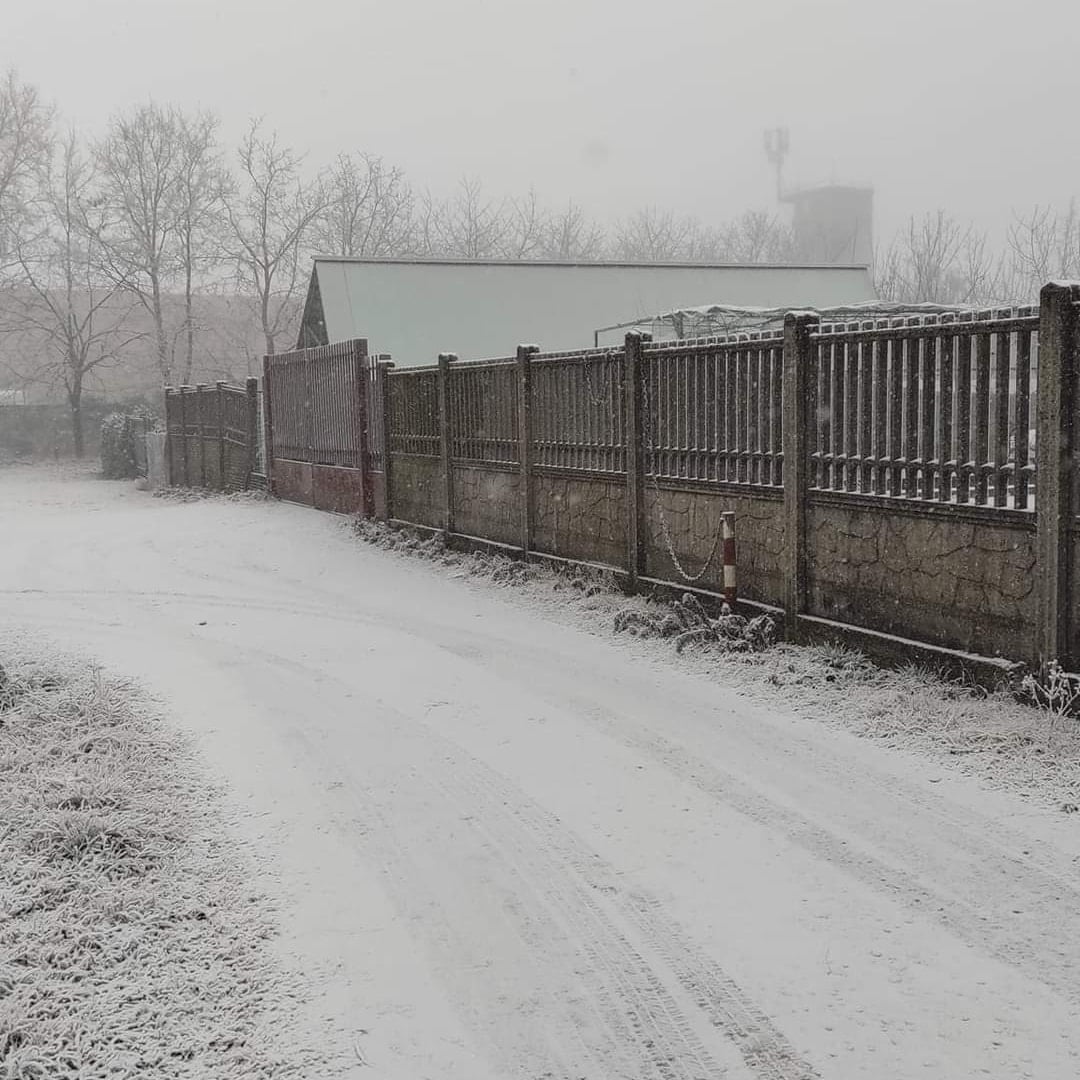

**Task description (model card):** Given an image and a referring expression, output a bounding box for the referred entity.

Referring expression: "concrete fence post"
[624,332,649,585]
[517,344,539,553]
[438,352,456,537]
[376,357,394,521]
[245,377,259,489]
[215,380,227,491]
[782,311,819,639]
[1035,281,1080,671]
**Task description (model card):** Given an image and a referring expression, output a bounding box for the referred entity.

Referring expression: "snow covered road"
[4,466,1080,1080]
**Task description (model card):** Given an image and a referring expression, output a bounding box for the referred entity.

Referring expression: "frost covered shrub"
[613,592,777,654]
[99,409,156,479]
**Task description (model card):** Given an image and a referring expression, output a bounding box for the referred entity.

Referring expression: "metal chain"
[639,357,727,585]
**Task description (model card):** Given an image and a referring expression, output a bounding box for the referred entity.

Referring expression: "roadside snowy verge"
[352,519,1080,814]
[0,635,309,1079]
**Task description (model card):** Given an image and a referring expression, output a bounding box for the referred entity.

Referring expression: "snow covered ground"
[3,462,1080,1080]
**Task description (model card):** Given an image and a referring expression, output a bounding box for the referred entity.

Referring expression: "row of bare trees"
[4,69,1080,455]
[874,207,1080,307]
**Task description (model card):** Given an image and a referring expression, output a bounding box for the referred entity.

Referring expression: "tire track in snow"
[256,646,817,1080]
[566,697,1080,1004]
[427,732,820,1080]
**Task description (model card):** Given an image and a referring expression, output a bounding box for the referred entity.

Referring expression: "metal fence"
[385,306,1044,514]
[265,341,365,468]
[643,333,785,486]
[808,309,1039,509]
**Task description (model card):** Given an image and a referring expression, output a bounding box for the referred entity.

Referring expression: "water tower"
[765,129,874,267]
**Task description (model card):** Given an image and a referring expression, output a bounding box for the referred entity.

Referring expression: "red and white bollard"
[721,511,736,608]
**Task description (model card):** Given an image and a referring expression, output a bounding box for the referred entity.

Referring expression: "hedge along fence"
[100,411,157,479]
[163,379,263,493]
[371,282,1080,674]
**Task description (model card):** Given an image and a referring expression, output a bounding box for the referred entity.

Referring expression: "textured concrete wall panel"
[643,488,785,605]
[533,473,626,567]
[453,466,522,547]
[806,503,1037,660]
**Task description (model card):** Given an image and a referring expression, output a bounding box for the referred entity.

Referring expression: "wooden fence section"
[374,283,1080,673]
[163,380,260,492]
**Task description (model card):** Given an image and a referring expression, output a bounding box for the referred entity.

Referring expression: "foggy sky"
[8,0,1080,247]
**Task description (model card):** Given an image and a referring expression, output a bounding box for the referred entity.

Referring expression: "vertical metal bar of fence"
[902,323,919,498]
[955,319,973,503]
[872,334,888,495]
[993,318,1012,508]
[1014,322,1033,510]
[625,333,647,584]
[858,326,874,492]
[843,328,859,492]
[919,328,936,500]
[937,317,956,503]
[818,336,832,489]
[747,345,760,485]
[974,313,992,505]
[783,312,818,637]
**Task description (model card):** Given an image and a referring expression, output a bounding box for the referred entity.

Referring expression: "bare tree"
[0,71,53,271]
[314,152,414,258]
[427,176,508,258]
[613,208,698,262]
[873,211,1002,305]
[499,188,548,259]
[541,200,606,261]
[93,102,183,382]
[1,133,140,454]
[226,119,323,355]
[718,210,795,264]
[173,110,228,383]
[1005,202,1080,300]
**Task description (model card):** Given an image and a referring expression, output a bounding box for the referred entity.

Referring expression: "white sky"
[7,0,1080,245]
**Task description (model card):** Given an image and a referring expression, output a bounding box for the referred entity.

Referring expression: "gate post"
[261,357,276,497]
[376,358,394,521]
[354,339,374,518]
[517,344,539,553]
[216,380,227,491]
[624,332,649,585]
[245,377,259,489]
[1035,281,1080,671]
[782,311,819,639]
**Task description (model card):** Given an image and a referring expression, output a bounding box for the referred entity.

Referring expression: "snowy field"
[3,461,1080,1080]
